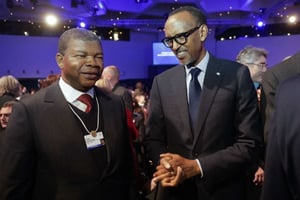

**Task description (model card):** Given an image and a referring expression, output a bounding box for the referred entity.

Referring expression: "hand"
[160,153,201,181]
[151,165,184,189]
[253,166,264,185]
[152,158,175,188]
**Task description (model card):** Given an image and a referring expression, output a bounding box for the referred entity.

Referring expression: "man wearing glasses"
[236,45,268,100]
[144,6,262,200]
[236,46,268,200]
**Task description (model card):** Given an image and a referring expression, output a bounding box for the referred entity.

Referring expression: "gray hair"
[0,75,20,97]
[236,45,268,64]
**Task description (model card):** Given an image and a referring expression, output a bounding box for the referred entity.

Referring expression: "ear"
[199,24,208,41]
[56,52,64,70]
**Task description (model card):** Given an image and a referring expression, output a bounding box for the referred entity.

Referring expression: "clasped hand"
[150,153,201,190]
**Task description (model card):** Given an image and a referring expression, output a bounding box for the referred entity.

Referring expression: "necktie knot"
[78,94,93,113]
[190,68,201,81]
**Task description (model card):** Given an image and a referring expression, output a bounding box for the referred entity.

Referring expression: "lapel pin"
[216,72,221,76]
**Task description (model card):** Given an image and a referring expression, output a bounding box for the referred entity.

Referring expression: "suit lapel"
[193,56,224,146]
[171,65,194,138]
[43,82,88,140]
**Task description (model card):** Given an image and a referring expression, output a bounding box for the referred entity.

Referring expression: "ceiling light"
[79,22,86,28]
[257,20,265,27]
[45,14,58,26]
[288,15,297,23]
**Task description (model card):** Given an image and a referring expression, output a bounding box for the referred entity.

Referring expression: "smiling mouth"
[82,72,100,79]
[176,51,187,59]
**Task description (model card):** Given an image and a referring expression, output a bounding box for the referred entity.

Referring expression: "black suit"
[144,53,262,199]
[112,83,133,112]
[0,82,135,200]
[262,75,300,200]
[261,51,300,144]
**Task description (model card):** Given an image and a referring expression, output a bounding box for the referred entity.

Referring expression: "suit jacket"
[261,51,300,145]
[262,75,300,200]
[112,83,133,112]
[145,53,262,200]
[0,82,135,200]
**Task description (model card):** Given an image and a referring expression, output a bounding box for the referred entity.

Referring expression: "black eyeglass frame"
[162,26,200,48]
[246,63,268,69]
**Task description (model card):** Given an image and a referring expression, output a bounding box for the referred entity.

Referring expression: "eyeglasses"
[247,63,268,69]
[162,26,200,48]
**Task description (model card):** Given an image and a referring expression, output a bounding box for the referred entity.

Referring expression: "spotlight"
[79,22,86,28]
[257,20,265,27]
[288,15,297,23]
[113,32,119,41]
[45,14,58,26]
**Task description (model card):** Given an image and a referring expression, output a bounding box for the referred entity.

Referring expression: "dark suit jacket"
[0,82,135,200]
[262,75,300,200]
[261,51,300,145]
[112,83,133,112]
[145,53,262,200]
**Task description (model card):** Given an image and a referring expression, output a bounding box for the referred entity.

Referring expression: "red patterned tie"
[77,94,93,113]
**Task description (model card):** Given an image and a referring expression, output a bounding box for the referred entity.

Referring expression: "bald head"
[101,65,120,84]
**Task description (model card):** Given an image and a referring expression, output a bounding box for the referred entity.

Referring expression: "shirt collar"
[185,51,209,74]
[59,78,94,103]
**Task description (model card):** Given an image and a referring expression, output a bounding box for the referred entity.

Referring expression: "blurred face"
[56,39,104,92]
[247,55,267,83]
[163,11,208,67]
[0,106,12,128]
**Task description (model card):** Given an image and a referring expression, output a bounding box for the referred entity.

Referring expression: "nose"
[86,56,97,66]
[171,40,181,51]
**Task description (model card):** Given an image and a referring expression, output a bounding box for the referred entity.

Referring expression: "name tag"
[84,131,104,149]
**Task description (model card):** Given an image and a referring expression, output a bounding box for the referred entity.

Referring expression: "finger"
[162,166,183,187]
[153,171,175,183]
[160,158,171,169]
[150,179,157,191]
[153,168,169,177]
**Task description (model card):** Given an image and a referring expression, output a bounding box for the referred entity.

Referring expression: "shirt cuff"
[196,159,204,178]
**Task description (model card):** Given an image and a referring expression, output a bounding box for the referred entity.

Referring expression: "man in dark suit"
[144,6,262,200]
[236,45,268,199]
[261,51,300,145]
[262,75,300,200]
[0,28,136,200]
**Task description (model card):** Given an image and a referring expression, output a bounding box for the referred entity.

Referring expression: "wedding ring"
[170,171,175,175]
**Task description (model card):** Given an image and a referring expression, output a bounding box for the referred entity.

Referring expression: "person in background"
[0,101,14,145]
[236,45,268,103]
[236,45,268,199]
[144,6,262,200]
[261,51,300,145]
[0,101,14,129]
[0,75,21,107]
[0,28,136,200]
[98,65,133,112]
[95,67,151,197]
[262,75,300,200]
[134,81,146,96]
[95,65,139,141]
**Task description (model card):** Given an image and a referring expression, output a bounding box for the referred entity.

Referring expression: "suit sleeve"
[261,70,279,145]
